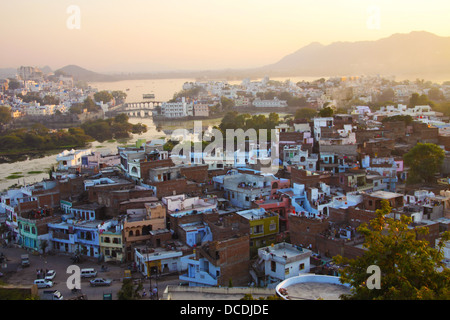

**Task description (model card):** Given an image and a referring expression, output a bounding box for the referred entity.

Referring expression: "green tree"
[318,106,333,117]
[8,79,22,90]
[294,107,317,120]
[117,279,143,300]
[84,97,101,112]
[69,103,84,114]
[220,96,235,110]
[382,115,413,125]
[403,143,445,184]
[131,123,148,135]
[94,90,113,104]
[378,88,395,102]
[428,88,445,101]
[42,95,60,105]
[334,200,450,300]
[111,90,127,104]
[0,106,12,124]
[409,93,432,108]
[114,113,129,124]
[0,135,23,150]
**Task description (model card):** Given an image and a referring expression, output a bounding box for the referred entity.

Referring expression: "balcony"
[52,231,70,241]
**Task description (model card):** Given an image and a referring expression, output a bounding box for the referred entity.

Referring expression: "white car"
[45,270,56,281]
[34,279,53,289]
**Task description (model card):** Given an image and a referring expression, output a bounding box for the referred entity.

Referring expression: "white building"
[56,149,92,171]
[313,117,334,141]
[161,97,193,118]
[253,242,312,287]
[283,145,318,170]
[24,104,55,116]
[135,246,184,277]
[253,97,288,108]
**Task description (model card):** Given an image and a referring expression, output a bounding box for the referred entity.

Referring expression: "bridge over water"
[110,101,164,117]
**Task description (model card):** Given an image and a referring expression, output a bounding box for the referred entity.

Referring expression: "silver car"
[89,278,112,287]
[34,279,53,288]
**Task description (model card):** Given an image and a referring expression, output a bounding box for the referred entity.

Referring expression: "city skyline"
[1,1,450,73]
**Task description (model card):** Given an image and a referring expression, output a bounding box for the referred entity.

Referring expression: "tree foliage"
[403,143,445,184]
[334,200,450,300]
[219,111,280,133]
[0,125,91,153]
[94,90,113,104]
[381,115,413,125]
[111,90,127,104]
[294,107,317,120]
[0,106,12,124]
[117,279,143,300]
[318,106,334,117]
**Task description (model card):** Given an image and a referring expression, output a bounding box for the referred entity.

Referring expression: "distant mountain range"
[260,31,450,78]
[55,65,119,82]
[3,31,450,82]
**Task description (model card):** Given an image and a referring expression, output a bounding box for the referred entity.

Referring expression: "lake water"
[0,75,318,191]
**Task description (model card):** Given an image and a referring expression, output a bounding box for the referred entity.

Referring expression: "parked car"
[34,279,53,289]
[90,278,112,287]
[21,254,30,267]
[42,290,63,300]
[45,270,56,280]
[80,268,97,278]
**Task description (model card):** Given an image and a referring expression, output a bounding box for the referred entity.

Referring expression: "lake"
[0,75,316,191]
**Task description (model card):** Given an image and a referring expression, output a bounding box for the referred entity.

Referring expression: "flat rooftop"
[369,190,403,199]
[277,275,351,300]
[282,282,350,300]
[163,286,275,300]
[261,242,310,259]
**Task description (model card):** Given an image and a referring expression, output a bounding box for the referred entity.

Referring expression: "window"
[254,224,264,234]
[269,221,276,231]
[299,263,305,271]
[271,261,276,272]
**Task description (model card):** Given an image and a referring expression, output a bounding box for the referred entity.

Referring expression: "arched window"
[129,230,134,237]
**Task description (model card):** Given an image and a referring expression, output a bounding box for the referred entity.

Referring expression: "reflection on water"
[0,116,222,191]
[0,75,310,191]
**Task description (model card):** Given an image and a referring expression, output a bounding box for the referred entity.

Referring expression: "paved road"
[0,245,180,300]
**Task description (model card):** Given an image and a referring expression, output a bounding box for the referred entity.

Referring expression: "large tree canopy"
[403,143,445,184]
[334,200,450,300]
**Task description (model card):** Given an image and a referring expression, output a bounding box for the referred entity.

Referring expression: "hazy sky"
[1,0,449,73]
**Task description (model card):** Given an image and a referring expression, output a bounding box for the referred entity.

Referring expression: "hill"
[260,31,450,78]
[54,65,116,82]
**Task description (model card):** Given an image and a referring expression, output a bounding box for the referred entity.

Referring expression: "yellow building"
[100,230,124,263]
[237,208,279,257]
[99,222,124,263]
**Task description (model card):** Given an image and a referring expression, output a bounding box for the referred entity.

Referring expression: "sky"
[1,0,449,73]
